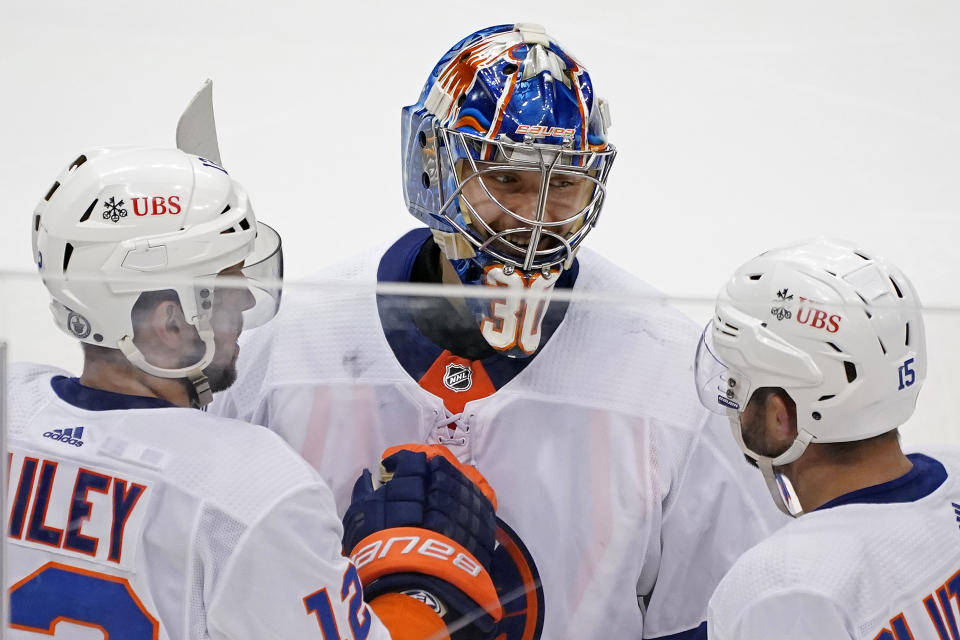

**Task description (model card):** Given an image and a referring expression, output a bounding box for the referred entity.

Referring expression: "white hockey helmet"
[695,239,925,512]
[32,147,282,405]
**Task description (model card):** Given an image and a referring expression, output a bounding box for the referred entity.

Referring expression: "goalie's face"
[456,159,597,269]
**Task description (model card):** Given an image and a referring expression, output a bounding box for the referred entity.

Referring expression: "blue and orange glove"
[343,444,502,640]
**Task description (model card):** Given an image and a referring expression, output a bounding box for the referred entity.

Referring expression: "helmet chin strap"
[728,412,815,517]
[117,318,217,408]
[757,458,801,517]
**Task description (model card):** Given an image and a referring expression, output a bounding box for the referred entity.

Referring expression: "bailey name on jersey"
[7,449,149,569]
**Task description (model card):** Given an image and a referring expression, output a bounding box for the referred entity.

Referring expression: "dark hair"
[130,289,181,327]
[748,387,797,413]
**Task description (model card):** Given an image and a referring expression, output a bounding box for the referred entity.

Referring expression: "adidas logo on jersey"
[42,427,85,447]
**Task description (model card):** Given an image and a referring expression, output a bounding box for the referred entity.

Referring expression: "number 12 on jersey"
[303,564,371,640]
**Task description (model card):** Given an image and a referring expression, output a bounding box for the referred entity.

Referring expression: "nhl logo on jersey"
[67,312,91,339]
[443,363,473,392]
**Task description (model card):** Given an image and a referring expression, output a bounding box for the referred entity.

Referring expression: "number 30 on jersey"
[480,267,558,355]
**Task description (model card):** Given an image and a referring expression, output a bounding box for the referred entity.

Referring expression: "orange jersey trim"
[418,350,497,415]
[496,529,540,639]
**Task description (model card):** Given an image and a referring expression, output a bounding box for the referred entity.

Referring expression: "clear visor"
[694,323,753,414]
[438,128,615,272]
[203,222,283,330]
[240,222,283,328]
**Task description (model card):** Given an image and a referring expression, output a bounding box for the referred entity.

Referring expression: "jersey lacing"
[431,408,472,446]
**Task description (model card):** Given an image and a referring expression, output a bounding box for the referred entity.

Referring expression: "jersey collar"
[51,376,178,411]
[815,453,947,511]
[376,228,578,388]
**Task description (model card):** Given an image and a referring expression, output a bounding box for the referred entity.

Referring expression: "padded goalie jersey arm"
[639,411,787,639]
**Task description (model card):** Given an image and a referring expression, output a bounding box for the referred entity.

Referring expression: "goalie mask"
[694,239,925,516]
[401,24,616,357]
[32,147,283,407]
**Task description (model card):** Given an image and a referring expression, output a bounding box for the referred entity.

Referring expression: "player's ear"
[161,300,188,338]
[766,391,799,443]
[134,299,190,355]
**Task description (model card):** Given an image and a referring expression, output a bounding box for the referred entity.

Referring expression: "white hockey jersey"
[5,362,390,640]
[708,448,960,640]
[212,230,787,639]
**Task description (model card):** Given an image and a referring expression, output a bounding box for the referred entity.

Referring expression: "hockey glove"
[343,444,502,640]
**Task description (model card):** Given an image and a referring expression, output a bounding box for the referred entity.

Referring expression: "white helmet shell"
[695,239,925,516]
[32,147,281,401]
[698,238,925,452]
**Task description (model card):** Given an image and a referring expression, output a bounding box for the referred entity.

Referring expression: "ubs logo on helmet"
[771,289,842,333]
[795,296,842,333]
[102,196,127,223]
[770,288,794,321]
[131,196,182,216]
[444,363,473,392]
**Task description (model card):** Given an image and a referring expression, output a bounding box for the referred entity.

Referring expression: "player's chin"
[203,346,240,394]
[204,362,238,394]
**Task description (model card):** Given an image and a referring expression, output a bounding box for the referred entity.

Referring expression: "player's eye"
[487,172,519,185]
